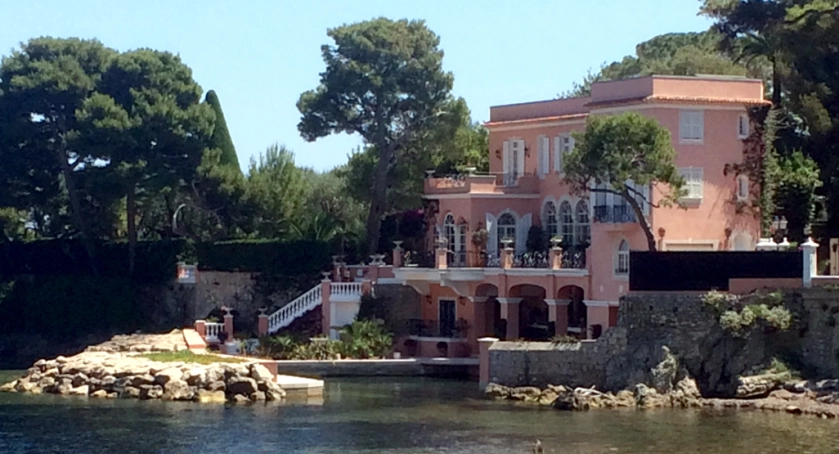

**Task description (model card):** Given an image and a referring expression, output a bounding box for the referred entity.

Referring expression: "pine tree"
[205,90,241,171]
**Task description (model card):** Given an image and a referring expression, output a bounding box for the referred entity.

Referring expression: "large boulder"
[154,368,183,386]
[162,379,193,401]
[552,390,589,411]
[184,368,206,387]
[249,364,275,382]
[484,383,511,400]
[130,374,156,388]
[195,389,227,403]
[509,386,542,402]
[257,379,286,401]
[227,376,258,397]
[0,380,17,392]
[737,374,785,398]
[139,384,163,400]
[68,385,89,396]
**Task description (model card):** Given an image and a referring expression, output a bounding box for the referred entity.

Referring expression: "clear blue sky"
[2,0,712,173]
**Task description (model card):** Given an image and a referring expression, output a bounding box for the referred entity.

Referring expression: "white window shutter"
[516,214,531,254]
[538,136,549,177]
[486,213,497,257]
[502,141,511,176]
[553,136,561,173]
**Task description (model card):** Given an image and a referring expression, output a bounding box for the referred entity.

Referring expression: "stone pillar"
[257,308,269,337]
[321,278,332,337]
[435,237,448,269]
[583,300,610,340]
[332,256,342,281]
[194,319,206,338]
[802,237,819,288]
[367,258,380,283]
[477,337,498,391]
[223,309,234,340]
[361,278,373,296]
[549,238,563,270]
[545,299,569,336]
[500,243,514,270]
[497,298,520,339]
[393,241,404,268]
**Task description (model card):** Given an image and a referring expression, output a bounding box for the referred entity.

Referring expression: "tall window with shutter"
[679,111,704,142]
[554,133,574,174]
[679,167,704,200]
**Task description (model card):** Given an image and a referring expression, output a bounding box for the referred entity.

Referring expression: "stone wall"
[487,289,839,395]
[374,284,422,336]
[487,328,627,389]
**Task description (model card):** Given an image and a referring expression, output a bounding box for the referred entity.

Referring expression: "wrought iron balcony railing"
[593,205,637,223]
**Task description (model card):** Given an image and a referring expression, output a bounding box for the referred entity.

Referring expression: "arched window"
[736,175,749,202]
[543,202,558,240]
[497,213,517,252]
[616,240,630,275]
[575,200,590,246]
[559,201,574,247]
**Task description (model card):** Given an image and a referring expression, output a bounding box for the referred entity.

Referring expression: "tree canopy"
[563,112,685,251]
[297,18,454,254]
[204,90,240,171]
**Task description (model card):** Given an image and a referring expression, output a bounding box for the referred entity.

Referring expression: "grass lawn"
[140,350,246,364]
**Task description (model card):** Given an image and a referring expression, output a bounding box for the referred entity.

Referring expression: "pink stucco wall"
[404,75,767,348]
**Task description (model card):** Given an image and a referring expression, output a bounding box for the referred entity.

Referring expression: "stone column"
[583,300,610,340]
[332,256,342,282]
[497,297,521,339]
[500,240,514,270]
[321,278,332,337]
[802,237,819,287]
[257,308,269,337]
[361,278,373,296]
[392,241,404,268]
[477,337,499,391]
[549,238,563,270]
[545,299,569,336]
[223,308,234,340]
[194,319,206,338]
[435,237,448,269]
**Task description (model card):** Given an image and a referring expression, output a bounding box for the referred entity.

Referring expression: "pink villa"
[210,75,773,360]
[378,75,770,357]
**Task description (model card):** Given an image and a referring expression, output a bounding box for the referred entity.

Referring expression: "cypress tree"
[205,90,241,171]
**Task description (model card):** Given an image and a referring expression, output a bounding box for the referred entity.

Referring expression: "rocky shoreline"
[485,378,839,418]
[0,331,286,403]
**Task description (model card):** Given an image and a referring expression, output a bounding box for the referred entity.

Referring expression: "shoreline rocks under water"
[485,378,839,418]
[0,332,286,404]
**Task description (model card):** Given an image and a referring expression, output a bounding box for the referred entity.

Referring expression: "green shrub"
[0,239,193,283]
[338,319,393,359]
[765,306,793,330]
[702,289,737,314]
[720,310,745,334]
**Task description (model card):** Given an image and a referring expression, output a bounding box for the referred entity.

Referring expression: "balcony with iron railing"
[485,248,587,269]
[593,205,637,223]
[424,171,540,196]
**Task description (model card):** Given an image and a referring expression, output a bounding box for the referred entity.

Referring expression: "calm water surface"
[1,370,838,453]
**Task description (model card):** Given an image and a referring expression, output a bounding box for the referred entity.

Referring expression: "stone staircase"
[266,282,364,334]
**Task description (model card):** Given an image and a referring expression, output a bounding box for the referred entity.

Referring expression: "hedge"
[0,239,193,283]
[0,238,332,281]
[195,239,331,275]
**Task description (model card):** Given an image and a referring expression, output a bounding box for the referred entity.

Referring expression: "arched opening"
[559,201,574,247]
[511,284,548,340]
[543,201,558,240]
[615,240,630,275]
[497,213,517,253]
[575,200,590,246]
[557,285,586,338]
[476,284,500,338]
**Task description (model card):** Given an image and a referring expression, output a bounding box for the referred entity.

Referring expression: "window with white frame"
[616,240,630,275]
[679,110,704,142]
[736,174,749,201]
[679,167,704,200]
[738,114,749,139]
[575,200,590,245]
[497,213,517,252]
[559,201,574,247]
[543,201,558,240]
